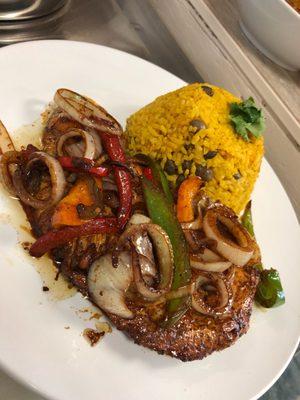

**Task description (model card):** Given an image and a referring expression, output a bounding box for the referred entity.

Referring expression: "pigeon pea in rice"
[204,150,218,160]
[189,119,206,131]
[125,82,264,213]
[164,159,178,175]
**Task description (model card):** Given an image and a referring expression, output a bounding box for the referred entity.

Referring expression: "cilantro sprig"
[229,97,265,141]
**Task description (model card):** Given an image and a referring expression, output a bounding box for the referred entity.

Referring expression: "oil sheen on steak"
[25,110,260,362]
[107,266,259,361]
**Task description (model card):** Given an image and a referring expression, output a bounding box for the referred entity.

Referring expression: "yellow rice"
[125,83,264,214]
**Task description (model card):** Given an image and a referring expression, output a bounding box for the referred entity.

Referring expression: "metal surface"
[0,0,70,44]
[0,1,298,399]
[0,0,67,20]
[0,0,199,81]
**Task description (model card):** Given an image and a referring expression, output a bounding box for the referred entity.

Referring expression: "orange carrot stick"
[52,178,102,228]
[176,176,203,223]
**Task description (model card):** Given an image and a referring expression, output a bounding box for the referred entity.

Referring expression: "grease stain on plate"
[31,255,77,301]
[0,117,76,301]
[12,115,46,150]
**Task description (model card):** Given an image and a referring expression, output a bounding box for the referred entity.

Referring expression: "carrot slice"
[176,176,203,223]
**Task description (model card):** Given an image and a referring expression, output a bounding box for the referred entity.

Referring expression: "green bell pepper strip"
[241,200,255,238]
[253,263,263,272]
[148,159,174,204]
[141,177,191,326]
[241,203,285,308]
[255,269,285,308]
[134,154,173,204]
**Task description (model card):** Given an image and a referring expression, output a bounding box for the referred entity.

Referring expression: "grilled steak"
[13,98,261,362]
[108,266,259,361]
[28,198,259,362]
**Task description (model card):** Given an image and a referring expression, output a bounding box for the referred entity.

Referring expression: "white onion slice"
[123,216,156,284]
[57,129,96,160]
[88,252,133,319]
[138,254,157,284]
[190,256,232,272]
[166,284,194,300]
[13,151,66,209]
[191,273,233,316]
[132,233,157,281]
[203,209,254,266]
[64,141,84,158]
[131,224,174,300]
[201,248,222,262]
[54,89,122,135]
[89,129,103,159]
[127,213,151,226]
[0,151,19,195]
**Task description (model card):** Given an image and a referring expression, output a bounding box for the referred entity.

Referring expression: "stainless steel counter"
[0,1,299,399]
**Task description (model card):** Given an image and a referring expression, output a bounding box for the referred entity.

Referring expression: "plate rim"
[0,39,299,400]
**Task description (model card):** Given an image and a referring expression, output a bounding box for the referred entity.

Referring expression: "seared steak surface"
[21,108,260,362]
[108,266,259,361]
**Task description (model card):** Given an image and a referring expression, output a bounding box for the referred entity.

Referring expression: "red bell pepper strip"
[143,167,154,181]
[100,132,132,230]
[30,217,118,258]
[30,134,132,257]
[58,156,109,178]
[136,155,173,204]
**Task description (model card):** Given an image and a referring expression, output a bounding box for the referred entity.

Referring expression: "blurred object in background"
[0,0,198,83]
[0,0,69,44]
[0,0,67,20]
[237,0,300,71]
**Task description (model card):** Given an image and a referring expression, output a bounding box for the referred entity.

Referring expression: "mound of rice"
[125,83,264,214]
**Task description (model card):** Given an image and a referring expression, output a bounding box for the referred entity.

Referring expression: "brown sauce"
[83,328,104,346]
[0,188,76,301]
[0,118,77,301]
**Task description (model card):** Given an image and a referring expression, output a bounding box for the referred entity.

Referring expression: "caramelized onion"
[183,229,216,253]
[89,130,103,159]
[0,151,19,195]
[57,129,96,160]
[128,223,156,283]
[166,284,194,300]
[103,176,117,191]
[191,273,233,316]
[201,248,222,262]
[13,151,66,209]
[88,252,133,319]
[137,253,157,284]
[54,89,122,135]
[181,220,201,230]
[190,248,232,272]
[127,213,151,226]
[203,209,254,266]
[130,224,174,300]
[190,256,232,272]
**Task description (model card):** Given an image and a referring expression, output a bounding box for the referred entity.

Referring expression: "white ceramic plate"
[0,40,299,400]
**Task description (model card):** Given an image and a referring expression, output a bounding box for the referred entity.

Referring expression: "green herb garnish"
[229,97,265,141]
[241,200,255,238]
